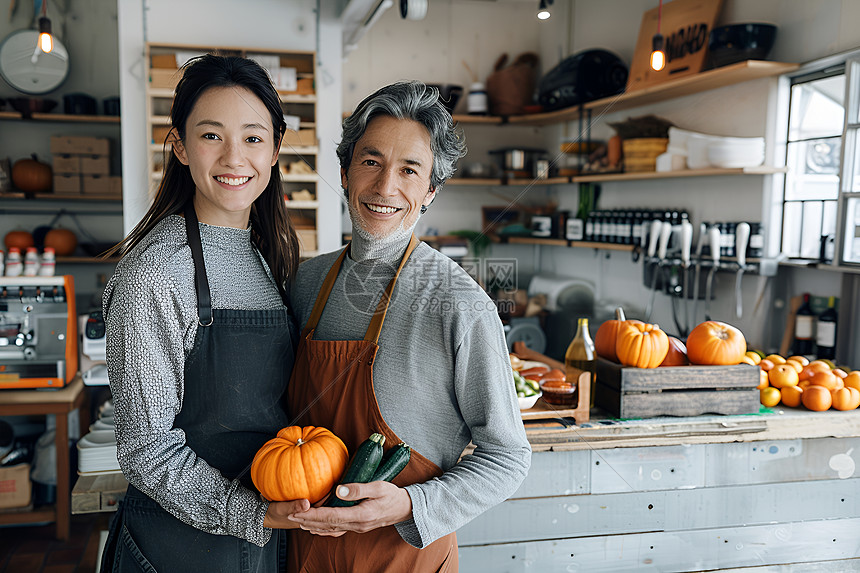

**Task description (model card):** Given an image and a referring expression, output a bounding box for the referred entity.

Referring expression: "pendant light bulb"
[38,16,53,54]
[537,0,551,20]
[650,33,665,71]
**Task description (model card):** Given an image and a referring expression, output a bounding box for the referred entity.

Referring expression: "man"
[286,80,531,572]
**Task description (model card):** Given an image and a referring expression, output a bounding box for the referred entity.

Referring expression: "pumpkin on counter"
[659,336,689,366]
[686,321,746,365]
[594,307,636,362]
[44,227,77,256]
[12,154,52,192]
[616,320,669,369]
[251,425,348,503]
[4,229,34,251]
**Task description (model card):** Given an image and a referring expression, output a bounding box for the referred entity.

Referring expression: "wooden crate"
[594,357,760,419]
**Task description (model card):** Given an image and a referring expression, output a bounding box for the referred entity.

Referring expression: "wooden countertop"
[524,406,860,452]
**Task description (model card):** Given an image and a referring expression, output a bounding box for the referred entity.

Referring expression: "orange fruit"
[780,385,803,408]
[740,355,757,366]
[832,368,848,379]
[800,362,831,380]
[831,387,860,411]
[807,370,840,391]
[760,387,781,407]
[784,360,804,374]
[844,371,860,391]
[798,380,812,390]
[759,359,775,372]
[744,351,762,365]
[809,359,833,370]
[802,385,832,411]
[765,354,786,365]
[757,369,769,390]
[787,355,810,366]
[768,364,799,389]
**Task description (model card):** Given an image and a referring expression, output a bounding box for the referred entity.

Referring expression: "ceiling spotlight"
[537,0,553,20]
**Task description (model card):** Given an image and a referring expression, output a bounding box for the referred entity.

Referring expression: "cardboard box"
[0,464,32,509]
[150,53,178,69]
[53,174,81,194]
[50,136,109,156]
[109,176,123,196]
[150,68,181,90]
[152,126,173,145]
[80,155,110,175]
[82,174,112,195]
[53,154,81,174]
[282,129,316,148]
[296,229,317,254]
[280,77,314,96]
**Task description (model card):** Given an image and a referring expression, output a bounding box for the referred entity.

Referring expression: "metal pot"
[489,148,547,173]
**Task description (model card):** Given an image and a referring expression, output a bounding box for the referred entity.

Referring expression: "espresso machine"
[0,276,78,389]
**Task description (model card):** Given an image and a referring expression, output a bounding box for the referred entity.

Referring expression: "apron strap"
[363,234,420,344]
[183,202,213,327]
[303,246,350,335]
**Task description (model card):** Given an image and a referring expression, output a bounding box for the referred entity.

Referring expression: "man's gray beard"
[348,205,420,263]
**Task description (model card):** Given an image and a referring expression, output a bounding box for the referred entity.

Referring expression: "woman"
[100,54,308,572]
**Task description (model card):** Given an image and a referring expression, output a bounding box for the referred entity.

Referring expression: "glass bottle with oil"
[565,317,596,408]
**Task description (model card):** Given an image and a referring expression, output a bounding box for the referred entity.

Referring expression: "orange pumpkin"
[686,321,747,365]
[831,387,860,411]
[12,154,52,192]
[44,228,78,256]
[4,230,34,251]
[659,336,689,366]
[594,307,629,362]
[616,320,669,368]
[251,426,348,503]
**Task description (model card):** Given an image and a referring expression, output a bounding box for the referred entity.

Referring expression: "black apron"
[101,204,294,573]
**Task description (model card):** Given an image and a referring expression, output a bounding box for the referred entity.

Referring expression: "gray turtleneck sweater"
[290,230,531,548]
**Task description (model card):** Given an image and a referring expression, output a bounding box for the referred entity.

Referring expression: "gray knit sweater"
[290,233,531,548]
[104,215,283,547]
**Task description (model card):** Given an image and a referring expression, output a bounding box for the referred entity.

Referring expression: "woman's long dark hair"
[106,54,299,300]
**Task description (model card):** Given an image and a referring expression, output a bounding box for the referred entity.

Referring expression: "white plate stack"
[77,411,120,475]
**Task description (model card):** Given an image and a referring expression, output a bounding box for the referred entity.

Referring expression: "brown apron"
[286,235,458,573]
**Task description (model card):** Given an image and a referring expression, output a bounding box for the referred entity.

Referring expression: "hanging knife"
[644,219,663,321]
[704,225,721,321]
[734,222,750,319]
[647,221,673,322]
[691,222,707,328]
[680,220,693,336]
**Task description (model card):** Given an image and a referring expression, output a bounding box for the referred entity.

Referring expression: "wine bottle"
[565,317,595,408]
[793,293,815,356]
[816,296,837,360]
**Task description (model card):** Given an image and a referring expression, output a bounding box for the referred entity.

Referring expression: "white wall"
[117,0,342,253]
[342,0,860,357]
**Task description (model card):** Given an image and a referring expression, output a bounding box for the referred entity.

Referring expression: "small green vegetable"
[370,442,411,482]
[326,433,385,507]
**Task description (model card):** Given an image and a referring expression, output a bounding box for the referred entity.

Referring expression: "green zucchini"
[326,433,385,507]
[370,442,411,482]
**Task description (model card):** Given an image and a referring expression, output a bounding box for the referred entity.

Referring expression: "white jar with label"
[467,82,488,115]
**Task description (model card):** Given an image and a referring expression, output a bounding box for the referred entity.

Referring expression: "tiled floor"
[0,512,111,573]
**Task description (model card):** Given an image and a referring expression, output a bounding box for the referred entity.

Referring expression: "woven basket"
[622,138,668,172]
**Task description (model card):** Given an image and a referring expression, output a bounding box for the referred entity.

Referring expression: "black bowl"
[8,97,58,118]
[707,23,777,69]
[426,84,464,114]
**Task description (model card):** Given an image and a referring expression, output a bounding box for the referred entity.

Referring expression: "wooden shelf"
[279,145,318,154]
[281,174,319,183]
[447,167,786,187]
[57,256,120,264]
[0,191,121,202]
[285,200,318,209]
[494,235,635,251]
[574,166,788,183]
[507,60,799,126]
[452,114,504,125]
[279,93,316,104]
[0,111,120,124]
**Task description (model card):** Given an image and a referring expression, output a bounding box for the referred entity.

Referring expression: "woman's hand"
[263,499,311,529]
[287,481,412,535]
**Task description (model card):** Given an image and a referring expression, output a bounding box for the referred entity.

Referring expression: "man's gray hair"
[337,80,467,191]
